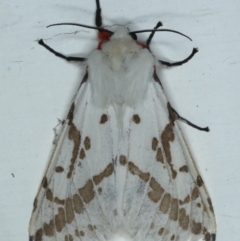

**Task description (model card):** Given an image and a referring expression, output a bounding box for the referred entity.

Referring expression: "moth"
[29,1,216,240]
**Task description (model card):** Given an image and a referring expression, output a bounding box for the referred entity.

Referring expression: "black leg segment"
[38,39,86,62]
[95,0,102,28]
[171,105,209,132]
[159,48,198,67]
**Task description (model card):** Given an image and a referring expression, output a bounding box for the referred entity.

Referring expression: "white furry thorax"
[88,27,155,108]
[101,27,142,70]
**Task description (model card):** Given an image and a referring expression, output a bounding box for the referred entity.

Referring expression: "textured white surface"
[0,0,239,240]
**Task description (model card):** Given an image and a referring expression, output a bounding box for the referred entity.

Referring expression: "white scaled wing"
[29,75,121,241]
[113,79,216,241]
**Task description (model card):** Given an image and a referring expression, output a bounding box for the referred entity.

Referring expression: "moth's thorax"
[101,27,142,71]
[88,27,155,108]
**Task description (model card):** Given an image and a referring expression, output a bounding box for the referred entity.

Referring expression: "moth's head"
[98,26,137,41]
[110,27,132,40]
[98,27,142,57]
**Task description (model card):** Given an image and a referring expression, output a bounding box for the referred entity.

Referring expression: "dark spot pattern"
[100,114,108,124]
[67,123,81,178]
[132,114,141,124]
[93,163,114,185]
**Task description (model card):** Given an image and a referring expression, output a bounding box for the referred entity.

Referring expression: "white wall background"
[0,0,239,240]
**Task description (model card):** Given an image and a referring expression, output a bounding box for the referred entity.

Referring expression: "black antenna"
[131,29,192,41]
[47,23,112,34]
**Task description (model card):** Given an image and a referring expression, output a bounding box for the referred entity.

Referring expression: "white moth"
[29,1,216,241]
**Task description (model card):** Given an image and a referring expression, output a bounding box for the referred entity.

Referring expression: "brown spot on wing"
[55,207,66,232]
[44,219,54,237]
[204,232,211,241]
[179,165,188,172]
[84,137,91,150]
[65,198,75,224]
[128,162,150,183]
[42,177,48,188]
[148,177,164,202]
[79,148,86,159]
[161,124,175,155]
[152,137,158,151]
[207,197,214,213]
[156,147,164,163]
[161,123,177,179]
[54,197,65,205]
[159,193,171,214]
[119,155,127,165]
[67,103,75,125]
[75,229,80,237]
[93,163,114,185]
[46,189,53,201]
[80,231,85,236]
[204,232,216,241]
[88,224,96,231]
[132,114,141,124]
[191,187,199,200]
[67,123,81,178]
[55,166,64,173]
[73,194,84,214]
[100,114,108,124]
[211,234,216,241]
[196,175,204,187]
[79,180,95,204]
[171,234,175,240]
[191,220,202,235]
[179,208,189,230]
[158,228,164,236]
[35,228,43,241]
[179,195,190,205]
[65,234,73,241]
[98,187,102,194]
[88,224,93,231]
[169,198,179,221]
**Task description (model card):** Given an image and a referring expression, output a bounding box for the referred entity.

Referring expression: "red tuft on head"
[97,31,111,49]
[137,42,146,49]
[98,31,111,41]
